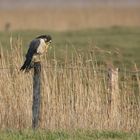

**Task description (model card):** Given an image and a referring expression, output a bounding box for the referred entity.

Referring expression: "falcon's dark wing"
[20,39,40,71]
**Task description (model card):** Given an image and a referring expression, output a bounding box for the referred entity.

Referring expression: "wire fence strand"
[0,65,140,74]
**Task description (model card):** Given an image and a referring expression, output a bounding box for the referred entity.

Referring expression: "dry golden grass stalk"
[0,38,139,132]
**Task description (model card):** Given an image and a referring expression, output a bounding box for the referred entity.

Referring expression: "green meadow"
[0,26,140,69]
[0,130,139,140]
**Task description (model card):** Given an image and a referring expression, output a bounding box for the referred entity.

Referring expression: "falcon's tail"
[20,57,33,72]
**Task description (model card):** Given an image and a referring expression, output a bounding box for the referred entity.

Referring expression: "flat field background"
[0,7,140,31]
[1,27,140,69]
[0,6,140,68]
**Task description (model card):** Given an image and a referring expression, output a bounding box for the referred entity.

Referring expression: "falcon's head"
[36,35,52,45]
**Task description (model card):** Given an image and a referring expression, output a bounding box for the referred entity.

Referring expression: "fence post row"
[31,63,121,129]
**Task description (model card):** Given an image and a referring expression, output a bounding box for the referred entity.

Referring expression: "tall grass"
[0,37,139,132]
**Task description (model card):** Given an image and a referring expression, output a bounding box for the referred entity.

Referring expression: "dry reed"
[0,6,140,31]
[0,37,139,132]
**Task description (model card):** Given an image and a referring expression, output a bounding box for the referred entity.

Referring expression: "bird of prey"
[20,35,52,72]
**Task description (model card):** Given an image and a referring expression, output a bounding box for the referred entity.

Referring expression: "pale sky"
[0,0,140,9]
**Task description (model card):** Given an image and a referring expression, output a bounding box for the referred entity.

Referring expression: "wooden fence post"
[107,67,120,129]
[32,62,41,129]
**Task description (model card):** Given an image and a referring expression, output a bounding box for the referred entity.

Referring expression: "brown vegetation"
[0,6,140,31]
[0,38,139,132]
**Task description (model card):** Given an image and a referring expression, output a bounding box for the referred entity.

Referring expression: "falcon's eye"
[45,40,52,45]
[44,38,47,42]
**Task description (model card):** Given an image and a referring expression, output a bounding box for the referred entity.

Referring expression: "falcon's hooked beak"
[45,40,52,45]
[45,40,52,51]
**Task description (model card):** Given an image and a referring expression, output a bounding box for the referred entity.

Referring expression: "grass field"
[1,26,140,68]
[0,130,139,140]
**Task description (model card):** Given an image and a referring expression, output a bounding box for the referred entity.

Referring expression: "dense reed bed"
[0,38,139,132]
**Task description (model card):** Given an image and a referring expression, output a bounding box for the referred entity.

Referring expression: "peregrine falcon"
[20,35,52,72]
